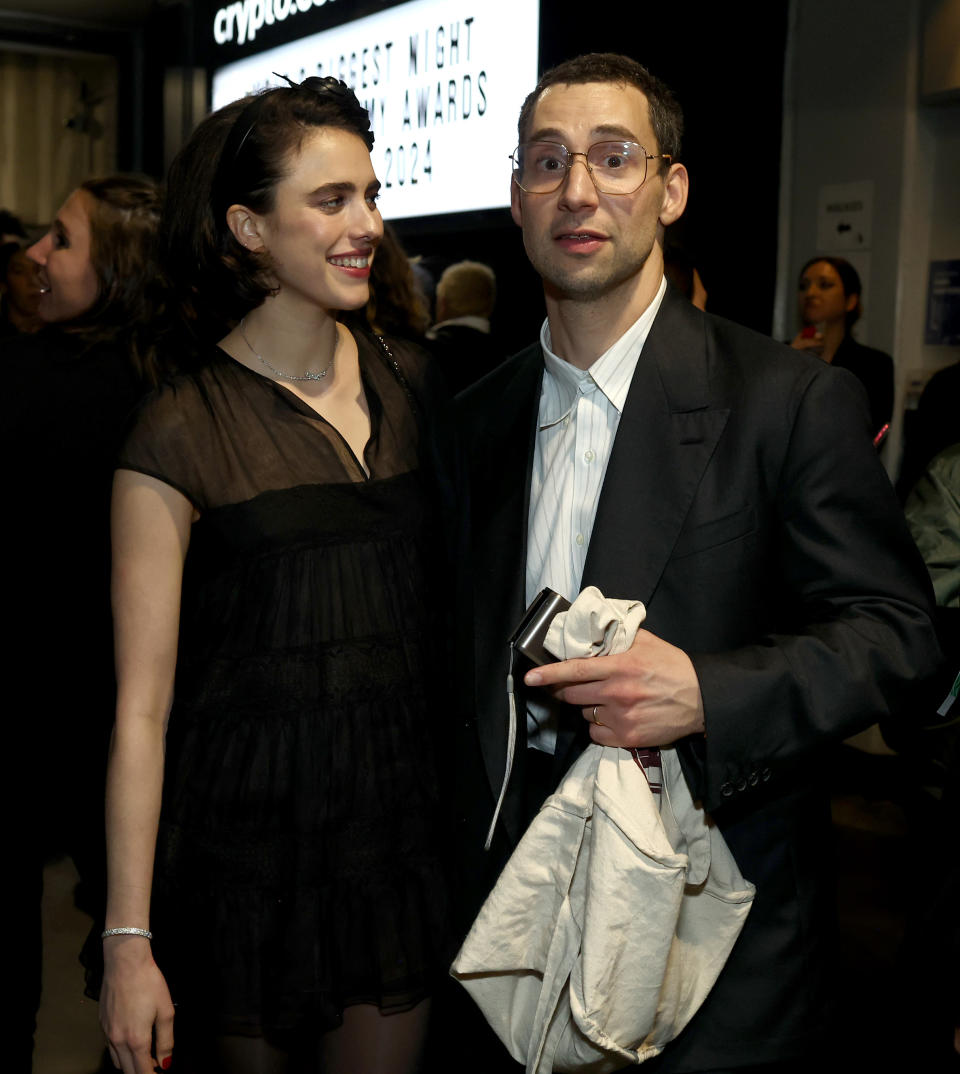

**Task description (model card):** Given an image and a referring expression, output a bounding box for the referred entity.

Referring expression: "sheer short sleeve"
[117,338,439,514]
[117,379,212,510]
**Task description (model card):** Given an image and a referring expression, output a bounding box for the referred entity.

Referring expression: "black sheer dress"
[113,330,449,1043]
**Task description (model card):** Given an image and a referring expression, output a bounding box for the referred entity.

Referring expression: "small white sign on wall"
[816,181,874,252]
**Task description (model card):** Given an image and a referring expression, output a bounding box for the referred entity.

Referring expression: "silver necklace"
[239,317,339,382]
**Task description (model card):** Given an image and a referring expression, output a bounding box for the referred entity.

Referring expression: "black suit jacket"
[832,335,894,436]
[425,322,504,396]
[455,287,939,1071]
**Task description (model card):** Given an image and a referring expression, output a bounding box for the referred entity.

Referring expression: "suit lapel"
[473,294,730,830]
[467,346,543,831]
[582,288,729,608]
[548,291,730,776]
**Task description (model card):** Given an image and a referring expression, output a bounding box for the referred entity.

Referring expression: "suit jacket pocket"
[671,503,756,560]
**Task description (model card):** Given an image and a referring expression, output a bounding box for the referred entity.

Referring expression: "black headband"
[212,74,369,212]
[226,74,361,163]
[274,72,355,102]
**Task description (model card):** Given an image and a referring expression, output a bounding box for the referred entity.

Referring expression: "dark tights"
[178,1000,431,1074]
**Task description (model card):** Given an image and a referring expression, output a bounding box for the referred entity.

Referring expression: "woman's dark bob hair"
[164,77,374,343]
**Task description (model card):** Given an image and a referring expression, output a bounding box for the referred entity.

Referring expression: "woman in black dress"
[3,176,164,1068]
[789,255,894,440]
[99,79,448,1074]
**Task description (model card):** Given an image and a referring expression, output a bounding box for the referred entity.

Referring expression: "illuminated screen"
[211,0,540,220]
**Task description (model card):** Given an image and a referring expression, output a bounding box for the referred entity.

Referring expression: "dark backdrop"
[2,0,788,345]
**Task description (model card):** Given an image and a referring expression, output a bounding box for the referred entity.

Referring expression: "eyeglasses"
[510,141,671,195]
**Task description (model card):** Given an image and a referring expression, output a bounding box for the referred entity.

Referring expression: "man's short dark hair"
[517,53,683,163]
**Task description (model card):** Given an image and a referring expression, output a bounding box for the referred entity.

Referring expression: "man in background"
[425,259,501,393]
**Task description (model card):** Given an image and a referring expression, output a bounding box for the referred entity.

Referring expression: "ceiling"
[0,1,155,29]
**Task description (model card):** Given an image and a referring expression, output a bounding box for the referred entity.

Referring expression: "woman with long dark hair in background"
[3,175,166,1069]
[98,78,449,1074]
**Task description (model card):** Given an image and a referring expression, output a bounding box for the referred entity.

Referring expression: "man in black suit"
[425,259,502,394]
[455,53,939,1072]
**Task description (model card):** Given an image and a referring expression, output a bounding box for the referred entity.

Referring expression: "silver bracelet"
[101,926,153,940]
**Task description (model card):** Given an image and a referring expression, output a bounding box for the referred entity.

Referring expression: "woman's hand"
[789,324,825,356]
[102,472,193,1074]
[101,937,175,1074]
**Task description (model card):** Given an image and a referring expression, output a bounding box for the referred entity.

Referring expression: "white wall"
[776,0,914,351]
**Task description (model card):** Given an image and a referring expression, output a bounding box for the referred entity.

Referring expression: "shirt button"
[584,450,595,463]
[563,416,570,427]
[575,533,585,546]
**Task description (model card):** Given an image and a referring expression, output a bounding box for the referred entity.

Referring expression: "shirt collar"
[425,314,490,338]
[539,275,668,422]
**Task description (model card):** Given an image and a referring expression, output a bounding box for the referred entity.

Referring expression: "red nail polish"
[161,1058,172,1070]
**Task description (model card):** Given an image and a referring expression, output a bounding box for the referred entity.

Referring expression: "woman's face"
[241,127,383,312]
[797,260,857,327]
[27,189,100,323]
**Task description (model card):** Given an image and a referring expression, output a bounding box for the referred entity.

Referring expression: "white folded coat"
[451,588,756,1073]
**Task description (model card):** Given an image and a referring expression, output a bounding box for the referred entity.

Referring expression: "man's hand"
[524,628,705,747]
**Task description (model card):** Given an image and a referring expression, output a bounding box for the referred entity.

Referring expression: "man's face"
[511,81,682,303]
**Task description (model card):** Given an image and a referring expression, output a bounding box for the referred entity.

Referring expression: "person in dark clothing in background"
[0,207,29,244]
[425,260,502,394]
[4,175,167,1071]
[898,358,960,500]
[0,241,43,338]
[789,255,894,440]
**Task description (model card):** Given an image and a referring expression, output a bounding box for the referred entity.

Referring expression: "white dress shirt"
[525,276,667,752]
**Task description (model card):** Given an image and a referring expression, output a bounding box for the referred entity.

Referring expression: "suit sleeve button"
[761,767,772,782]
[735,777,747,792]
[748,771,760,786]
[720,781,734,798]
